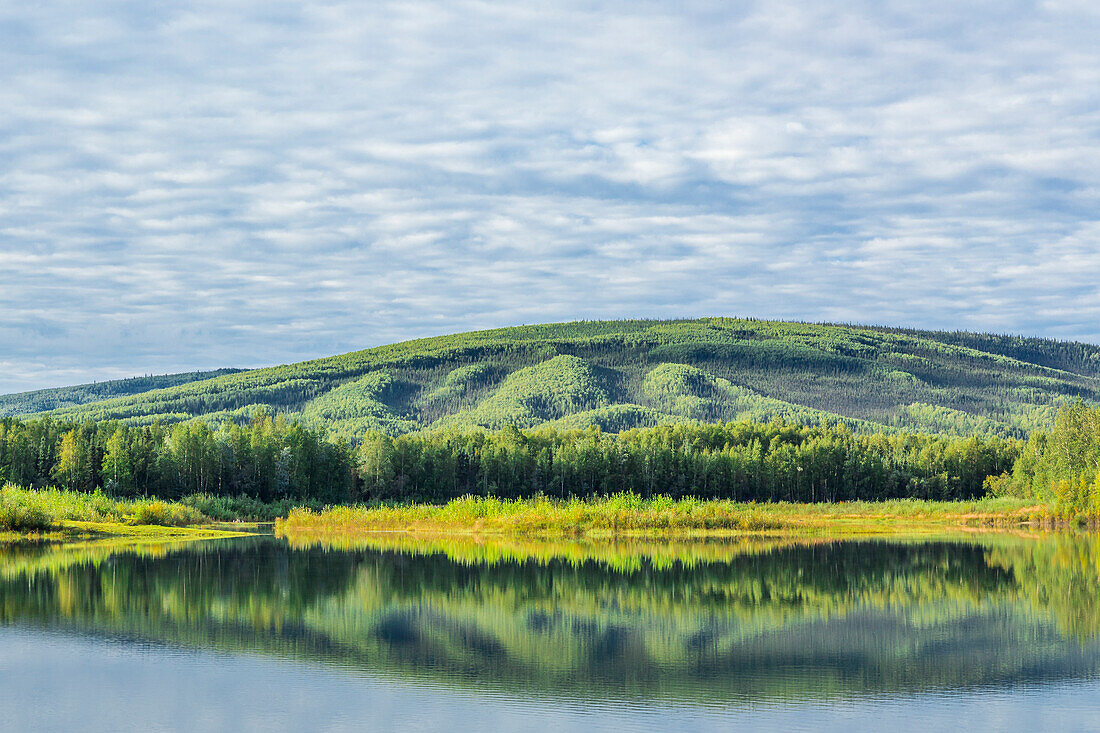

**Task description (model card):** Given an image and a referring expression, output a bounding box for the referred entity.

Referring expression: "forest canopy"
[0,412,1018,505]
[995,401,1100,517]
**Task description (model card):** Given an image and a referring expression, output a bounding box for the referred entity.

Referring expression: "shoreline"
[275,496,1057,540]
[0,521,259,544]
[2,497,1082,545]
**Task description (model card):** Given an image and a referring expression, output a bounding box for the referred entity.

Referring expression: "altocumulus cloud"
[1,0,1099,392]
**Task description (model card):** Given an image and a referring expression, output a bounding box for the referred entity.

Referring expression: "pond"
[2,532,1100,731]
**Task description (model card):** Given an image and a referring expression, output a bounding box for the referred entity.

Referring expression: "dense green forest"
[3,319,1098,439]
[995,401,1100,517]
[0,413,355,503]
[0,413,1016,504]
[354,422,1017,502]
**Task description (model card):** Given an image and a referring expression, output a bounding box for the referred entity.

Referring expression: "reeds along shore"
[0,485,1068,541]
[275,493,1046,538]
[0,483,207,532]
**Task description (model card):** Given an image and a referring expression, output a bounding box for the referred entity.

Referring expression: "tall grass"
[0,483,207,531]
[276,492,1044,538]
[0,490,54,532]
[279,493,783,535]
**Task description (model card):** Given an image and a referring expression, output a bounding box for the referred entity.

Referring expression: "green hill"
[5,318,1100,438]
[0,369,245,417]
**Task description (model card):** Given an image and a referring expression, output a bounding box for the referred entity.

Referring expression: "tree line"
[0,412,354,503]
[357,421,1017,502]
[995,401,1100,516]
[0,412,1020,505]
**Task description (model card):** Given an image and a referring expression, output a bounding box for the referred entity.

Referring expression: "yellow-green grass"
[0,483,256,541]
[276,493,1047,539]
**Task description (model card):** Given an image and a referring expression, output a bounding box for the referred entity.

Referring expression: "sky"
[2,0,1100,394]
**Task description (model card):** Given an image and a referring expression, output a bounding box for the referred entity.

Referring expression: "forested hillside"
[0,369,245,417]
[4,319,1099,439]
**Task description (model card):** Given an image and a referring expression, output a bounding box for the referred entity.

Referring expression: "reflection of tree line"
[986,534,1100,641]
[0,539,359,629]
[1,536,1100,701]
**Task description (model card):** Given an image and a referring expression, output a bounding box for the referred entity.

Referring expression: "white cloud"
[0,0,1099,392]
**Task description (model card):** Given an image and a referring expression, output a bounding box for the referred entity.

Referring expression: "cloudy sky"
[2,0,1099,393]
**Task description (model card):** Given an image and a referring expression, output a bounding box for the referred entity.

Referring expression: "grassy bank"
[275,493,1046,539]
[0,483,254,541]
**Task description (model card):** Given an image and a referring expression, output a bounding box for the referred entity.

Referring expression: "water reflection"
[2,533,1100,706]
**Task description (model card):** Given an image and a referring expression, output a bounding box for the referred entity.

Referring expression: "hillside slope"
[0,369,246,417]
[6,319,1100,439]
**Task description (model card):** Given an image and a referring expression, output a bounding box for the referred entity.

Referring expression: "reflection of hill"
[1,535,1100,703]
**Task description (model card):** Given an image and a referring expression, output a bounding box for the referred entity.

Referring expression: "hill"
[4,319,1099,439]
[0,369,246,417]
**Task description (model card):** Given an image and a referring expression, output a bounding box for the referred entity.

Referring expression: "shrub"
[127,500,205,527]
[0,489,55,531]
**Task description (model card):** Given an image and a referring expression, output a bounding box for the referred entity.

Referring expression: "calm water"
[2,532,1100,731]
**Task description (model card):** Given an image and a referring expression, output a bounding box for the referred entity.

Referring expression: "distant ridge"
[2,319,1098,439]
[0,369,247,417]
